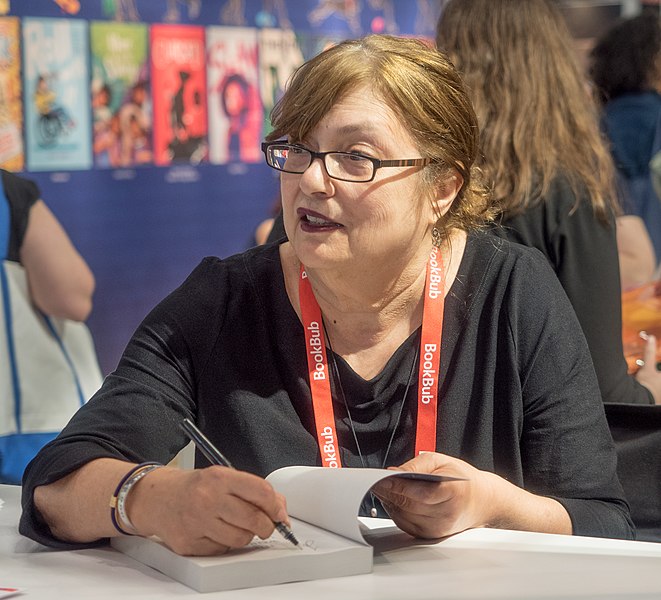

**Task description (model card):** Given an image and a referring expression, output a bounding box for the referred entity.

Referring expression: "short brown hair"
[267,34,495,232]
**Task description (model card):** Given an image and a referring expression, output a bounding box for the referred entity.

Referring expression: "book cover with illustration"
[0,17,23,171]
[22,17,91,171]
[90,21,150,168]
[206,26,261,165]
[150,24,207,166]
[258,28,304,138]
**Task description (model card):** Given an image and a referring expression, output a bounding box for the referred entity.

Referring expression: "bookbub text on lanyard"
[299,246,445,467]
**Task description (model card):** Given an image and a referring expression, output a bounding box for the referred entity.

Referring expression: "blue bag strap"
[0,175,23,431]
[44,315,87,408]
[0,173,8,260]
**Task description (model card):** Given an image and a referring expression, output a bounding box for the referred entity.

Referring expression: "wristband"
[109,462,163,535]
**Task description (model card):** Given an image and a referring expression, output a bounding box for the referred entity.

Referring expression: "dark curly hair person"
[591,14,661,105]
[590,13,661,266]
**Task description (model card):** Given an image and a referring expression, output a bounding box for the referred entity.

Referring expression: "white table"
[3,484,661,599]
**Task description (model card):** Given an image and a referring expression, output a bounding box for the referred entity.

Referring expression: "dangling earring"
[431,226,442,247]
[431,220,443,248]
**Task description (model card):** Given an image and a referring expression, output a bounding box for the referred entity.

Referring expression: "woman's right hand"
[128,465,289,556]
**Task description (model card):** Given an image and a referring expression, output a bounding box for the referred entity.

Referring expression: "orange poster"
[0,17,23,171]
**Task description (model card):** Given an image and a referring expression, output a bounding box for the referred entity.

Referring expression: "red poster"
[150,24,207,166]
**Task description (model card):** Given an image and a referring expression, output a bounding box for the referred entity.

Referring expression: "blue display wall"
[7,0,438,375]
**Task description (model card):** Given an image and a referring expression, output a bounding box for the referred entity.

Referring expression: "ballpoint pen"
[179,418,301,548]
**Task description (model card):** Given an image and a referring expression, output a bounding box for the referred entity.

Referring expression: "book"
[90,21,150,168]
[207,26,262,165]
[22,17,92,171]
[111,465,449,592]
[151,24,207,166]
[0,17,24,172]
[257,28,303,138]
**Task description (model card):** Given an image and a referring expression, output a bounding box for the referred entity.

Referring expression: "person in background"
[254,216,275,245]
[616,214,656,290]
[591,13,661,273]
[437,0,661,404]
[5,169,95,321]
[1,169,96,485]
[20,35,632,556]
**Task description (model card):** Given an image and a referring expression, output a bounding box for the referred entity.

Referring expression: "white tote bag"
[0,189,103,484]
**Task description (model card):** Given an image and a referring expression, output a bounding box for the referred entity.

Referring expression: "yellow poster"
[0,16,23,171]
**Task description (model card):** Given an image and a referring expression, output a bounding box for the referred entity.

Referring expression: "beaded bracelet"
[109,462,163,535]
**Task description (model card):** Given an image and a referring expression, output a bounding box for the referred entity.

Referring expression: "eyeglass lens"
[269,145,374,181]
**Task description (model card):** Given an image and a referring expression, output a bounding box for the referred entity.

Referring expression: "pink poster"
[206,26,262,165]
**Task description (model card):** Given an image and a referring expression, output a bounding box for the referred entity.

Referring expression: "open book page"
[110,466,449,592]
[266,466,448,543]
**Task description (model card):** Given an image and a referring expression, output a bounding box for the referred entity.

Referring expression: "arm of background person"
[616,215,656,290]
[19,199,95,321]
[550,191,655,404]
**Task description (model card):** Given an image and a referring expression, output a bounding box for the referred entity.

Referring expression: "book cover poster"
[207,26,261,165]
[23,18,91,171]
[151,24,207,166]
[0,17,23,171]
[90,21,151,168]
[258,28,304,138]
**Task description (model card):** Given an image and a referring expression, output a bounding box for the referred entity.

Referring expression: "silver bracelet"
[116,463,163,534]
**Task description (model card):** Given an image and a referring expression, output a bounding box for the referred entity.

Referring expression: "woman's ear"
[431,171,464,218]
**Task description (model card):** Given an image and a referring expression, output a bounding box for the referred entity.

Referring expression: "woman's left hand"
[372,452,572,538]
[371,452,499,539]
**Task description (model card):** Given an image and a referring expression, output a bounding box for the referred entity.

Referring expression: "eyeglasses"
[261,141,432,183]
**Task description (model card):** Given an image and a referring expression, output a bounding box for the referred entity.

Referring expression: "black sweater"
[2,169,40,261]
[20,232,634,546]
[493,177,653,405]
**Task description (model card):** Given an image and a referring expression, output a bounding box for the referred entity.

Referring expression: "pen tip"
[276,522,300,547]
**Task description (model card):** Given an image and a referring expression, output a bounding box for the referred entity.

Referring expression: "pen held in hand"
[179,418,301,549]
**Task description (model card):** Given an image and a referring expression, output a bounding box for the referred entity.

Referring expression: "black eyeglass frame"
[261,141,432,183]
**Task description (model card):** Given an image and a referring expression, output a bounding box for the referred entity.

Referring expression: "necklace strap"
[299,247,446,467]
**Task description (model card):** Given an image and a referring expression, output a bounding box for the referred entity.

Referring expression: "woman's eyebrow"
[330,124,393,150]
[335,123,380,137]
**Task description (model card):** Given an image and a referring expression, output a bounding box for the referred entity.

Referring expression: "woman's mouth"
[298,209,342,231]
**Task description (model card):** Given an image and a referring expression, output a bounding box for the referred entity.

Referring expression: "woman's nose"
[299,156,334,196]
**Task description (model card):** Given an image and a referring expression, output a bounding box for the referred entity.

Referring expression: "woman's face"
[281,86,443,271]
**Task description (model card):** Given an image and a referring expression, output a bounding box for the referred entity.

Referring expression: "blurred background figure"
[590,13,661,277]
[5,169,94,320]
[1,168,96,484]
[437,0,661,404]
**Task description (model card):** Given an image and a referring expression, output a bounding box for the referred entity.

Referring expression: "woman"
[20,35,632,555]
[436,0,661,405]
[591,13,661,272]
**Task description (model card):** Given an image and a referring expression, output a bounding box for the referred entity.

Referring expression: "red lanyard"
[299,247,445,467]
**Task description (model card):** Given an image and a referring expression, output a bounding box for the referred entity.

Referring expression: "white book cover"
[111,466,448,592]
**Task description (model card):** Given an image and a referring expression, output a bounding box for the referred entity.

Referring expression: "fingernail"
[640,331,649,340]
[636,359,645,367]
